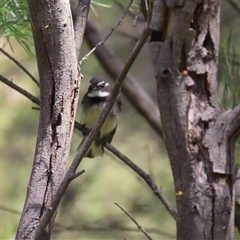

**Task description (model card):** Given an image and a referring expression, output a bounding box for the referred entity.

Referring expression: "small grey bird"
[78,77,121,158]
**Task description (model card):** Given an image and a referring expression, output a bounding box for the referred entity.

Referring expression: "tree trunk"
[150,0,240,239]
[16,1,80,239]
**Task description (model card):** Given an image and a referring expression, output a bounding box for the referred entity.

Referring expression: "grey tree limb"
[150,0,236,239]
[72,0,91,57]
[34,16,152,240]
[16,0,81,239]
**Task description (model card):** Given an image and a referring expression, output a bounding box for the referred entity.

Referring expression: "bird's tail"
[77,137,104,158]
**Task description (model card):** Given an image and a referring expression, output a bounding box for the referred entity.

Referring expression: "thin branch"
[84,20,163,138]
[105,142,177,220]
[32,106,40,110]
[227,0,240,15]
[54,223,175,238]
[79,0,134,65]
[0,74,40,105]
[35,10,152,239]
[144,0,149,22]
[114,202,153,240]
[69,170,85,181]
[0,204,21,215]
[227,104,240,136]
[0,203,173,238]
[0,47,39,87]
[133,0,141,27]
[114,0,145,23]
[72,0,91,57]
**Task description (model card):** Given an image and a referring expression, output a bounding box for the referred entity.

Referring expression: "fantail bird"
[77,77,121,158]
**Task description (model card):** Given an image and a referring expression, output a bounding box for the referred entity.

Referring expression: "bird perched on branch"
[78,77,121,158]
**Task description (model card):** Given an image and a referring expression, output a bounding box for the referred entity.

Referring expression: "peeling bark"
[150,0,237,239]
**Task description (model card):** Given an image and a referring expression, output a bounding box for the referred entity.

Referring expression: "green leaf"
[218,31,240,109]
[0,0,33,55]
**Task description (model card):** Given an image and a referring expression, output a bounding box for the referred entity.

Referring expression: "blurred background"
[0,0,240,239]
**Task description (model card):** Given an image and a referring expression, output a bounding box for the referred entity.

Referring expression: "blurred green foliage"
[218,32,240,109]
[0,1,240,240]
[0,0,33,54]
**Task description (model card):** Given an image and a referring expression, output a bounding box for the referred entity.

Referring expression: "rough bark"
[16,1,80,239]
[150,0,240,239]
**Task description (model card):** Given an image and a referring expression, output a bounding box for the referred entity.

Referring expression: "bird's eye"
[100,84,105,88]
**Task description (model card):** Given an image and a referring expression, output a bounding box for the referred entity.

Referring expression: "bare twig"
[69,170,85,181]
[84,21,163,138]
[0,47,39,87]
[105,142,177,220]
[226,104,240,136]
[0,203,173,238]
[114,202,153,240]
[0,74,40,105]
[114,0,145,23]
[0,204,21,215]
[144,0,149,21]
[144,145,155,181]
[227,0,240,15]
[79,0,133,65]
[32,106,40,110]
[133,0,141,27]
[54,222,174,238]
[72,0,90,57]
[35,10,152,238]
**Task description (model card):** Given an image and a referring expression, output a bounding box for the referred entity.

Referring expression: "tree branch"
[72,0,91,57]
[0,47,39,87]
[227,0,240,15]
[114,202,153,240]
[0,74,40,105]
[203,105,240,176]
[0,203,174,238]
[80,0,133,65]
[226,104,240,137]
[0,204,21,215]
[105,142,177,220]
[35,10,152,239]
[17,0,81,238]
[54,222,174,238]
[84,20,163,138]
[69,170,85,181]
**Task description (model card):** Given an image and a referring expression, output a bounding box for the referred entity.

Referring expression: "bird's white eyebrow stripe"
[88,90,110,97]
[97,81,109,87]
[97,81,105,86]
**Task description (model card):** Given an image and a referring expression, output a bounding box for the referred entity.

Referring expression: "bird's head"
[87,77,111,98]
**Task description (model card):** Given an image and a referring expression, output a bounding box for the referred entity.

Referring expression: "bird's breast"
[80,105,118,136]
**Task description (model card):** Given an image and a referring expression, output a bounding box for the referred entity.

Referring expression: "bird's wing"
[103,126,117,144]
